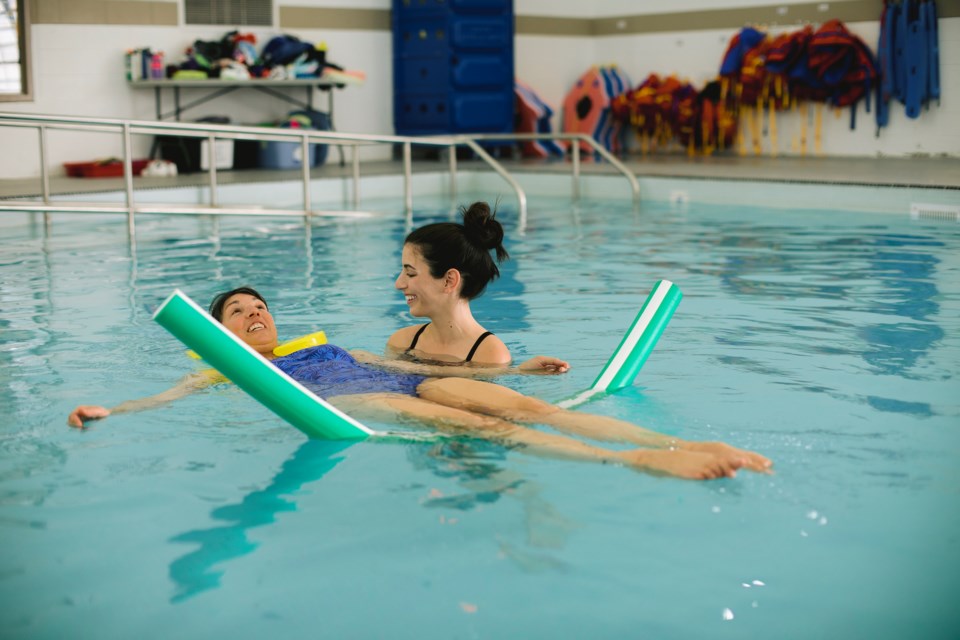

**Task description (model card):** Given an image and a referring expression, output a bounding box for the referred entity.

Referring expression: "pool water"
[1,195,959,638]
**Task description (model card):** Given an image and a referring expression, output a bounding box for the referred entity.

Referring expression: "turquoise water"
[1,196,959,638]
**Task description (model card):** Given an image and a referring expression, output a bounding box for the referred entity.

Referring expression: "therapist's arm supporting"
[353,350,569,378]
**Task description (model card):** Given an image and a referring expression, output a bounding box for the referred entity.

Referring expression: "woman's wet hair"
[209,286,268,322]
[404,201,509,300]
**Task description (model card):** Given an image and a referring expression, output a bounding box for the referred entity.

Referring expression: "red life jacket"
[808,20,877,111]
[766,26,817,105]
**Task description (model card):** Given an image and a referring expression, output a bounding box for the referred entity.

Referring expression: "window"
[185,0,273,26]
[0,0,30,102]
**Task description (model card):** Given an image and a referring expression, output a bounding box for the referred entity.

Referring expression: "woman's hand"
[518,356,570,375]
[67,405,111,428]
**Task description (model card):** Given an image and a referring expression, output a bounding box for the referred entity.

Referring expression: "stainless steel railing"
[0,112,640,235]
[449,133,641,207]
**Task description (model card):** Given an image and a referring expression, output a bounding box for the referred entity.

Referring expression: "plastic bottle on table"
[150,51,165,79]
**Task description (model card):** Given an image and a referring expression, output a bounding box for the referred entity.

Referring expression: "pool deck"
[1,153,958,199]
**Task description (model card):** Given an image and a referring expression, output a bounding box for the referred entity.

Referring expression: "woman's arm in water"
[67,371,217,428]
[385,326,569,375]
[353,349,569,378]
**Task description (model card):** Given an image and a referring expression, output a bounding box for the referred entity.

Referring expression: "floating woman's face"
[220,293,278,356]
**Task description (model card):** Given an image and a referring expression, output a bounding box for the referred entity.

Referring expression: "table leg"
[325,87,344,167]
[148,86,163,159]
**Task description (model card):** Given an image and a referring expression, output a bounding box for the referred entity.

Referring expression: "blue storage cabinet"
[392,0,514,136]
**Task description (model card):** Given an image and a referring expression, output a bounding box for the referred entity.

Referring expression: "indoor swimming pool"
[1,193,958,638]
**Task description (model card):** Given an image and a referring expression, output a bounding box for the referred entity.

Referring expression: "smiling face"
[219,293,279,357]
[395,244,452,317]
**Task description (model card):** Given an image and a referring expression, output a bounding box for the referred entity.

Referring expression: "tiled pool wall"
[2,171,959,223]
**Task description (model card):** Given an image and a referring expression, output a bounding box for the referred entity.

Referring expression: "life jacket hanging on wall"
[807,19,878,129]
[514,81,565,158]
[598,66,632,155]
[562,66,611,155]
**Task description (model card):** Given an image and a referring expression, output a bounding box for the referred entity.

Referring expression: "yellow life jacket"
[187,331,328,360]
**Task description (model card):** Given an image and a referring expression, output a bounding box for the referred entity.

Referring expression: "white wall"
[0,2,956,181]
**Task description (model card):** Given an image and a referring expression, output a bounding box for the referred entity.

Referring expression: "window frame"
[0,0,31,103]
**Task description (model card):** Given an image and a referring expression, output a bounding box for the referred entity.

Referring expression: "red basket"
[63,159,150,178]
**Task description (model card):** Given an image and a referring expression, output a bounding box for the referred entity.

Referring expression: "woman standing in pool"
[388,201,569,373]
[68,287,772,480]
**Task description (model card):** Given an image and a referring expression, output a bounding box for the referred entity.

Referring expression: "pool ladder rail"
[0,112,640,236]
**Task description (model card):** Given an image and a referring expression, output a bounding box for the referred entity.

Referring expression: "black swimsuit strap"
[464,331,493,363]
[407,323,429,351]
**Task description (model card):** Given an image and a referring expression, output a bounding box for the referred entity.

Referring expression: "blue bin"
[259,139,317,170]
[289,110,330,166]
[258,110,330,169]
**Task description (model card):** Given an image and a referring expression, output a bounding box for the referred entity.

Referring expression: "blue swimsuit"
[272,344,427,399]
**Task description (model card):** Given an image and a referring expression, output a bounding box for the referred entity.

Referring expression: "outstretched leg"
[414,378,772,473]
[328,392,743,480]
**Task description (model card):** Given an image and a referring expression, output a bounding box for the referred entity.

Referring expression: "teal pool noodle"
[558,280,681,409]
[592,279,682,392]
[153,289,373,440]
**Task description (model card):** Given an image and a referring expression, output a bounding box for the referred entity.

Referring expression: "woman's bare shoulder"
[471,333,512,365]
[387,324,425,349]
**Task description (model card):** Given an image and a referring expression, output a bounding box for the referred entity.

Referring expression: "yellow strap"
[273,331,328,357]
[186,330,328,360]
[768,97,777,157]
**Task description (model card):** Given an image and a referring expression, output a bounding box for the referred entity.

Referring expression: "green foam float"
[558,280,682,409]
[153,289,373,440]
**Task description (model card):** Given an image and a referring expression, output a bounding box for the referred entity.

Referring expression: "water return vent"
[910,203,960,222]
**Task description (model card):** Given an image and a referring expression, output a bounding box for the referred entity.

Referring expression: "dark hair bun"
[462,201,507,261]
[404,201,510,299]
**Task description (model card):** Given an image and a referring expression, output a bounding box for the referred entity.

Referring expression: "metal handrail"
[453,132,641,207]
[0,112,527,225]
[461,138,528,231]
[1,112,642,234]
